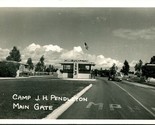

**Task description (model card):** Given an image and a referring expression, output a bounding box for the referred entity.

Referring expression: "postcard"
[0,2,155,124]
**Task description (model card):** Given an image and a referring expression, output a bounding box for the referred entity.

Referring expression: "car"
[108,72,123,82]
[114,72,123,81]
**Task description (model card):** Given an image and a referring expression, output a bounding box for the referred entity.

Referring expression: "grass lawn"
[125,76,146,84]
[0,77,93,119]
[126,76,155,87]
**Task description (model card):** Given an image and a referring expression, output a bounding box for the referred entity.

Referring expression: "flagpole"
[84,42,89,61]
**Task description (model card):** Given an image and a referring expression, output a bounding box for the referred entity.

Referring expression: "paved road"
[59,77,155,119]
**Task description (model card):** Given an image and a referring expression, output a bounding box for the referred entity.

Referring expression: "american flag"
[84,42,89,50]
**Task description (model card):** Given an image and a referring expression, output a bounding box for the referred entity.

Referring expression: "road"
[59,77,155,119]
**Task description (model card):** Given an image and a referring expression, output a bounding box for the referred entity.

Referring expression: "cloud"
[18,43,123,69]
[60,47,123,68]
[26,43,41,51]
[129,60,138,67]
[2,43,139,70]
[0,48,9,60]
[22,43,63,65]
[95,55,123,68]
[60,46,83,60]
[73,46,83,52]
[43,44,63,52]
[113,27,155,40]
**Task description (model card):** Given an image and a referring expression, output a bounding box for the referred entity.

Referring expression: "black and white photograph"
[0,6,155,124]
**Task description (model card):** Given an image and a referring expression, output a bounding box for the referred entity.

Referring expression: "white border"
[0,119,155,124]
[0,0,155,7]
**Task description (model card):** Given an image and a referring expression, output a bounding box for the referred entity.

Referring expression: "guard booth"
[60,59,95,79]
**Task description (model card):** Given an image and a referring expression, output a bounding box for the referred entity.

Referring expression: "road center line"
[113,82,155,118]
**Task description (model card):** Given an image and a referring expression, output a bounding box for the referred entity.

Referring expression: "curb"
[0,76,55,80]
[29,75,54,78]
[62,78,96,81]
[0,77,29,80]
[43,84,93,119]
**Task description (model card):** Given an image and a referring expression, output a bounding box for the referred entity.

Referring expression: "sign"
[64,59,88,62]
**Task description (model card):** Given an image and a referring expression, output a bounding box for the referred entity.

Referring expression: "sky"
[0,8,155,69]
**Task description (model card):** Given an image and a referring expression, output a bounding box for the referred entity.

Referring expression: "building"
[17,62,31,77]
[60,59,95,79]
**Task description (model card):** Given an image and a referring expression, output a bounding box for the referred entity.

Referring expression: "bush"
[0,61,19,77]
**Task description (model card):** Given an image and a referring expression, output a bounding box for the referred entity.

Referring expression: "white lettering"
[34,103,53,111]
[35,95,40,101]
[50,95,69,101]
[12,94,31,100]
[42,95,48,100]
[13,103,29,109]
[64,59,88,62]
[50,95,56,100]
[110,104,121,111]
[86,102,103,110]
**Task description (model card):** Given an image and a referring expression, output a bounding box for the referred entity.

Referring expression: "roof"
[144,63,155,66]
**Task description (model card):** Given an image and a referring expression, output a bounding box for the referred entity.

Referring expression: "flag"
[84,42,89,50]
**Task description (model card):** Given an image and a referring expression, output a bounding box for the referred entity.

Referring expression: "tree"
[49,65,54,72]
[35,55,45,72]
[134,60,143,72]
[26,58,34,70]
[0,61,18,77]
[134,60,143,77]
[94,69,98,76]
[121,60,130,75]
[6,46,21,62]
[40,55,45,66]
[109,63,117,75]
[150,56,155,64]
[98,68,103,76]
[35,62,41,72]
[46,65,54,74]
